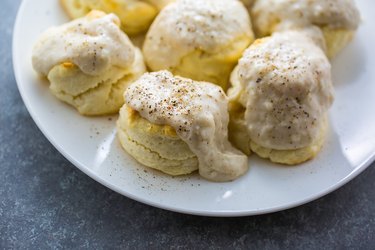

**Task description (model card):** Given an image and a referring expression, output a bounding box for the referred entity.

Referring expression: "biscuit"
[118,71,249,181]
[32,11,146,115]
[142,0,254,90]
[322,27,356,59]
[249,119,327,165]
[48,48,145,115]
[251,0,360,58]
[144,0,174,10]
[239,0,255,10]
[117,105,199,176]
[60,0,165,35]
[228,31,334,165]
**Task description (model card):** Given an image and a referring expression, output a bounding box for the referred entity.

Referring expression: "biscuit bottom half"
[322,27,355,59]
[228,107,328,165]
[117,105,199,176]
[47,48,145,116]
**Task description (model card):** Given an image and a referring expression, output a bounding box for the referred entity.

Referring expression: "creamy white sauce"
[232,31,334,150]
[143,0,253,70]
[126,71,248,181]
[252,0,360,35]
[32,11,135,76]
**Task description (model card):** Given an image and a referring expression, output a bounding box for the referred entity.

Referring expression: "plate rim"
[12,0,375,217]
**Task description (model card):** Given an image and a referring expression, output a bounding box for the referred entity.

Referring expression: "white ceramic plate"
[13,0,375,216]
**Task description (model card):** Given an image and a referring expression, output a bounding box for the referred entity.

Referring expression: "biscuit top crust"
[32,11,135,76]
[126,70,248,182]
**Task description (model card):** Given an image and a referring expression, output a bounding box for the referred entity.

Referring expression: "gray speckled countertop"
[1,0,375,248]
